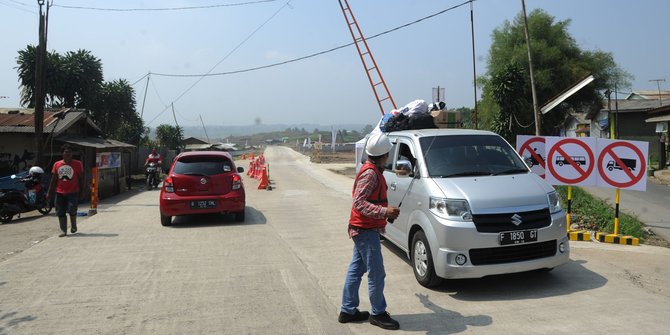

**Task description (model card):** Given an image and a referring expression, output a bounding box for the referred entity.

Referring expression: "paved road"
[582,181,670,243]
[1,146,669,334]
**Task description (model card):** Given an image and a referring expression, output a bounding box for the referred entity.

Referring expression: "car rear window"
[172,155,233,176]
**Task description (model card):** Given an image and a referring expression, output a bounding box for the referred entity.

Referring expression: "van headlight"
[429,197,472,221]
[547,191,562,214]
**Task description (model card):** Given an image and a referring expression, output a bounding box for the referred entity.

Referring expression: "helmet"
[365,133,392,156]
[28,166,44,176]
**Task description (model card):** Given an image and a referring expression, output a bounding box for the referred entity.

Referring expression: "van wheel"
[160,214,172,226]
[411,231,442,288]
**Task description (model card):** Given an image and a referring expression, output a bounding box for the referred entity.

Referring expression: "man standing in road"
[339,133,401,330]
[47,144,85,237]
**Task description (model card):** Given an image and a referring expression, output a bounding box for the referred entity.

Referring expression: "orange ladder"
[338,0,397,115]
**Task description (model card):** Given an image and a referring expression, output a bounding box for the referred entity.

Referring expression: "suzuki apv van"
[361,129,569,287]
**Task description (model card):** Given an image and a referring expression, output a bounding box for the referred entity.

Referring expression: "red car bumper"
[160,192,245,217]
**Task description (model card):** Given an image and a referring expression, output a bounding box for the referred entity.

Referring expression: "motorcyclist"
[144,148,163,185]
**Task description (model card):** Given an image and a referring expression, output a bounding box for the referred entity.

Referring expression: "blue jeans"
[55,192,79,217]
[341,229,387,315]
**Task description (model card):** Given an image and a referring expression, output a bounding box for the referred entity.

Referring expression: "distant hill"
[179,123,371,139]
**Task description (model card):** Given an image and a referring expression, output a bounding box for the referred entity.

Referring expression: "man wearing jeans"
[339,133,401,330]
[47,144,84,237]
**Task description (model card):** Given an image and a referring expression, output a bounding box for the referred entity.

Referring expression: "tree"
[15,46,103,109]
[479,9,632,135]
[92,79,138,137]
[155,124,184,151]
[490,63,528,143]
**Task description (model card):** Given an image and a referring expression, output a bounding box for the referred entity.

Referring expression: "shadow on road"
[381,239,607,300]
[168,206,266,228]
[393,293,492,334]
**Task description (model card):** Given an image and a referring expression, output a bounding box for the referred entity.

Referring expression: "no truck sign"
[596,139,648,191]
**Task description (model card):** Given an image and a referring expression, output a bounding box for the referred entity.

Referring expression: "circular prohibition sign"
[597,141,647,188]
[519,137,546,176]
[547,138,595,184]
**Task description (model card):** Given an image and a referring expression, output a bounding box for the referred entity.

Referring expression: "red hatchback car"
[159,151,245,226]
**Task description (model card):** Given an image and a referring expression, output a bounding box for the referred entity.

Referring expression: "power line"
[52,0,278,12]
[153,0,474,78]
[145,1,292,126]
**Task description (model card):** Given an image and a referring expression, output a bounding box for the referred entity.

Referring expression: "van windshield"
[419,135,528,178]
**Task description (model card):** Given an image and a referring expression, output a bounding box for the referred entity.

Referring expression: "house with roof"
[0,107,134,200]
[585,98,670,168]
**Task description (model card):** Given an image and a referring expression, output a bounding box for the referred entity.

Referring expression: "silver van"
[362,129,569,287]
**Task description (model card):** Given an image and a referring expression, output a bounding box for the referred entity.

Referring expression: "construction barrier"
[568,230,591,241]
[595,232,639,246]
[89,167,98,215]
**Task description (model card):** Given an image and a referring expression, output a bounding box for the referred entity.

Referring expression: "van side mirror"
[523,157,533,167]
[395,159,413,178]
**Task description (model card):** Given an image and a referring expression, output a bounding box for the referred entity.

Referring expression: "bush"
[555,185,648,240]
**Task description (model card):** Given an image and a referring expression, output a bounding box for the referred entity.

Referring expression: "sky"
[1,0,669,130]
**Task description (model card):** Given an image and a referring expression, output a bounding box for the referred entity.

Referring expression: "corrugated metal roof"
[0,108,102,135]
[59,135,134,149]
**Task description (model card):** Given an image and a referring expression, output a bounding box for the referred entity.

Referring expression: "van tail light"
[163,177,174,193]
[232,174,242,190]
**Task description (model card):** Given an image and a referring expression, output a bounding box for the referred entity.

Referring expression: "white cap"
[365,133,392,156]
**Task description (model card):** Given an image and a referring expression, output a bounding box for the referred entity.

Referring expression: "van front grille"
[471,208,551,233]
[469,240,557,266]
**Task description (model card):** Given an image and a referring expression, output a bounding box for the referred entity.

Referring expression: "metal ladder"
[338,0,397,116]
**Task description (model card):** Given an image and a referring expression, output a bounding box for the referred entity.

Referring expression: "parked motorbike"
[146,162,161,190]
[0,166,52,223]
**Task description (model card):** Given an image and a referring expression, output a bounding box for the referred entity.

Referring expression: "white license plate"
[499,229,537,245]
[190,200,217,209]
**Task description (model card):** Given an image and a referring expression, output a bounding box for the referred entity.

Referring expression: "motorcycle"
[0,168,52,223]
[146,162,161,190]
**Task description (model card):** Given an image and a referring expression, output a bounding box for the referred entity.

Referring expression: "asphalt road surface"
[1,146,669,334]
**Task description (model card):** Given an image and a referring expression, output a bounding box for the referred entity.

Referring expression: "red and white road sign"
[546,137,597,186]
[596,139,648,191]
[516,135,546,178]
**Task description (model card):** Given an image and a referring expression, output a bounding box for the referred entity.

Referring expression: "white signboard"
[545,136,597,186]
[596,139,648,191]
[516,135,546,178]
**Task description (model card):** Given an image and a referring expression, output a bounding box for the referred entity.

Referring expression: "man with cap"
[338,133,401,330]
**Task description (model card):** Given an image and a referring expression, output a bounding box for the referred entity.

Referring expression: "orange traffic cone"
[258,166,269,189]
[250,152,255,160]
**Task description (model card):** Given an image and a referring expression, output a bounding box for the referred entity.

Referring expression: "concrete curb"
[568,230,591,241]
[595,232,639,245]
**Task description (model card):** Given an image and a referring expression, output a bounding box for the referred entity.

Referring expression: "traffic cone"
[250,152,255,160]
[242,153,246,160]
[258,166,269,189]
[247,160,254,176]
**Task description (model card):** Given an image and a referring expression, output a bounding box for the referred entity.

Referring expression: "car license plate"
[190,200,217,209]
[499,229,537,245]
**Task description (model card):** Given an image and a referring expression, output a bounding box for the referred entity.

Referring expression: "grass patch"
[555,185,648,241]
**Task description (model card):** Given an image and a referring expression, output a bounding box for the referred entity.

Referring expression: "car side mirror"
[237,166,244,173]
[395,159,413,178]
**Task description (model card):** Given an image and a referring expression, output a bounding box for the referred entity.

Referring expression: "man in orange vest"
[339,133,401,330]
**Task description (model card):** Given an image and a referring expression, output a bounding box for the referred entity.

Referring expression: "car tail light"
[232,174,242,190]
[163,177,174,193]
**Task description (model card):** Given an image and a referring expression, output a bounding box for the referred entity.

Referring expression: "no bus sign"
[545,136,597,186]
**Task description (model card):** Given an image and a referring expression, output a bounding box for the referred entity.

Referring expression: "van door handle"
[390,182,397,191]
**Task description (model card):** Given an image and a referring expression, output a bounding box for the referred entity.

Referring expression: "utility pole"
[34,0,50,167]
[649,78,666,107]
[470,0,478,129]
[521,0,542,136]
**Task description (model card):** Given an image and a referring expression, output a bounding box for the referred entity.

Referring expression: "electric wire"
[51,0,278,12]
[153,0,474,78]
[145,0,292,126]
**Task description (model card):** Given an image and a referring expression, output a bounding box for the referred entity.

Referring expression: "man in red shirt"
[339,133,401,330]
[47,144,85,237]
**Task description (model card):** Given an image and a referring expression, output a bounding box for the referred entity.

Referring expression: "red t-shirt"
[52,159,84,194]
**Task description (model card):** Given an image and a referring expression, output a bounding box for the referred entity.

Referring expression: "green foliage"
[155,124,184,151]
[556,186,648,240]
[478,9,632,136]
[489,63,528,142]
[92,79,140,138]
